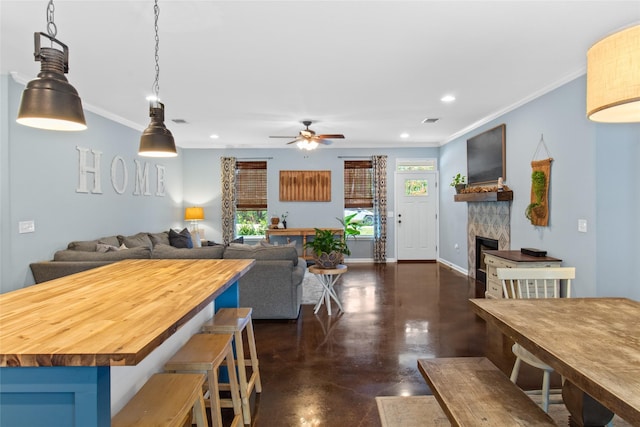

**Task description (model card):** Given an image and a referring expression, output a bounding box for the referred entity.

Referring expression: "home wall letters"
[76,146,167,197]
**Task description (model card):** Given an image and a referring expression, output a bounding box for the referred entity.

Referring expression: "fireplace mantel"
[454,190,513,202]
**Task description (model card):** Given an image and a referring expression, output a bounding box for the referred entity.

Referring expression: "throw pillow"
[169,228,193,249]
[96,243,120,253]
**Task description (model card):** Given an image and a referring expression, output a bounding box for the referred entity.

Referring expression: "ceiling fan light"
[16,35,86,131]
[296,139,317,150]
[139,103,178,157]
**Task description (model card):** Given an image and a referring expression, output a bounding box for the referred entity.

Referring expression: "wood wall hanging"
[279,170,331,202]
[525,135,553,226]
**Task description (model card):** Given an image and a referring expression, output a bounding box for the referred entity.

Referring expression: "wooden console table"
[0,259,254,426]
[266,227,344,260]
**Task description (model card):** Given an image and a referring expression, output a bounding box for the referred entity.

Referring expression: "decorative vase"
[455,184,466,194]
[313,251,344,269]
[282,220,287,229]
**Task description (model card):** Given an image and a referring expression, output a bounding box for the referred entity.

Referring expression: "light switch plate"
[19,220,35,234]
[578,219,587,233]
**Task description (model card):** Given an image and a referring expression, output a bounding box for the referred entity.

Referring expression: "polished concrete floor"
[236,262,548,426]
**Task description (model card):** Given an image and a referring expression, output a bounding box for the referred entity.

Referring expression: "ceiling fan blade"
[286,138,302,145]
[316,134,345,139]
[270,136,298,138]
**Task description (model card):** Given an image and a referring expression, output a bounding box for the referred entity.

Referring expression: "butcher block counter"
[0,258,254,426]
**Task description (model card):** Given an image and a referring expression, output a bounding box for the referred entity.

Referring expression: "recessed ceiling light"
[422,118,440,124]
[172,119,187,124]
[441,95,456,103]
[400,133,410,139]
[210,134,219,139]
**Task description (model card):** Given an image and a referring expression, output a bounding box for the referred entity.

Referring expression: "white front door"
[395,171,438,260]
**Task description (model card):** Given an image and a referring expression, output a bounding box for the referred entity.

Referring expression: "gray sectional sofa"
[29,231,306,320]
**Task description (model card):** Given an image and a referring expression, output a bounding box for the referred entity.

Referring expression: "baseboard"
[437,258,469,276]
[341,258,398,264]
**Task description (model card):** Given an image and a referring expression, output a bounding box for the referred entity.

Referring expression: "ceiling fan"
[269,120,345,150]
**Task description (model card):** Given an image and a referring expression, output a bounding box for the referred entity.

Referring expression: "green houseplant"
[525,170,546,223]
[336,212,362,240]
[305,228,350,269]
[450,173,467,194]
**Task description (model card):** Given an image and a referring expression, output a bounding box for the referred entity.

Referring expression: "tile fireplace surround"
[467,201,511,279]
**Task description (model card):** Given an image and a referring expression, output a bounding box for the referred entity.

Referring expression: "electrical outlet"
[578,219,587,233]
[19,220,35,234]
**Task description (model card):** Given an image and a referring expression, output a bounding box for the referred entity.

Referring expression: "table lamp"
[184,207,204,247]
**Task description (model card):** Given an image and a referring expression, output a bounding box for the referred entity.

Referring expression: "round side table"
[308,264,347,315]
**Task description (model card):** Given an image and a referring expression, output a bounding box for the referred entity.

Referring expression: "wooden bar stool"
[164,334,243,427]
[112,372,208,427]
[202,307,262,425]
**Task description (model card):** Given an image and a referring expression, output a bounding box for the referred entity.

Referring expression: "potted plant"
[336,212,362,240]
[450,173,467,194]
[305,228,350,269]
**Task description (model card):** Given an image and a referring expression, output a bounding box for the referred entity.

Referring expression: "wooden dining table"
[471,297,640,426]
[0,258,254,427]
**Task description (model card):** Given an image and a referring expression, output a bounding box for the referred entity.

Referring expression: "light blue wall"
[3,72,639,300]
[439,75,640,299]
[181,147,439,259]
[1,75,184,293]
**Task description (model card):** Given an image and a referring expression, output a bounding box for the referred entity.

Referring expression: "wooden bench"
[417,357,556,427]
[112,373,208,427]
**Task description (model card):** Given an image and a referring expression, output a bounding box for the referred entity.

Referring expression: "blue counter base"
[0,366,110,427]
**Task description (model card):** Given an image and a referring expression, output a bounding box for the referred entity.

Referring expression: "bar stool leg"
[245,315,262,394]
[193,391,209,427]
[208,361,224,427]
[225,344,243,424]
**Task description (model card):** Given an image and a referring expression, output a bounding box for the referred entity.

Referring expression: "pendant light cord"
[152,0,161,102]
[46,0,57,38]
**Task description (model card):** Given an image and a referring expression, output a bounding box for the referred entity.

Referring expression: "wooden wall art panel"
[279,170,331,202]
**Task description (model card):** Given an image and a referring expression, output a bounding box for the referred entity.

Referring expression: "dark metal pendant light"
[139,0,177,157]
[16,0,86,131]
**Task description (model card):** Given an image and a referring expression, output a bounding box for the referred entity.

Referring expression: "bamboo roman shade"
[236,161,267,210]
[344,160,373,208]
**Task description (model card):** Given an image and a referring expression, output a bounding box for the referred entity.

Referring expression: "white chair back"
[496,267,575,299]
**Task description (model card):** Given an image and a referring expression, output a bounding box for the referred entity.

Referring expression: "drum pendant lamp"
[139,0,177,157]
[16,1,87,131]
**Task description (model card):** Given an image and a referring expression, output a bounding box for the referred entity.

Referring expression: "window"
[235,161,267,237]
[344,160,374,237]
[396,158,437,171]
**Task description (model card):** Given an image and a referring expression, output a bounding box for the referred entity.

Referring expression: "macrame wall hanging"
[525,135,553,226]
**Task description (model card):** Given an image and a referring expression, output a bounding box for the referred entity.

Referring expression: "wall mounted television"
[466,124,506,186]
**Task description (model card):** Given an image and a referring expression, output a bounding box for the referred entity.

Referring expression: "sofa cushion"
[151,244,224,259]
[54,246,151,261]
[169,228,193,249]
[259,240,297,248]
[149,231,170,247]
[223,245,298,266]
[118,232,153,249]
[68,235,119,251]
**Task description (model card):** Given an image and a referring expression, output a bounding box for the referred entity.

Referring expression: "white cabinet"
[483,251,562,299]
